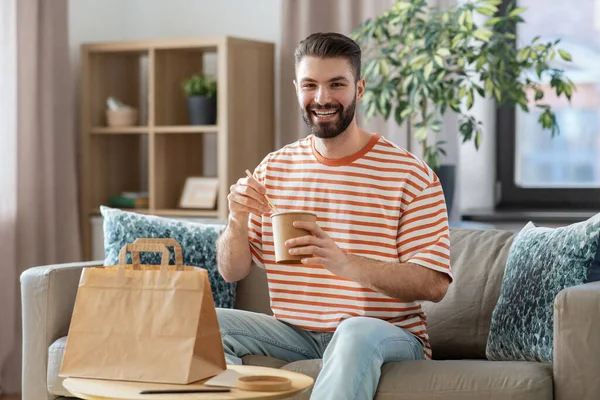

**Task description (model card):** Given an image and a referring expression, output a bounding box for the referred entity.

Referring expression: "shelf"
[90,208,219,218]
[153,209,219,217]
[91,127,149,134]
[154,125,218,133]
[79,36,275,260]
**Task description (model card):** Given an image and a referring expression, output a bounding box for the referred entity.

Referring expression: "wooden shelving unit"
[79,36,275,259]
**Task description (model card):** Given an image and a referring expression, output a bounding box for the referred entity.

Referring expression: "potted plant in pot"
[182,72,217,125]
[350,0,576,212]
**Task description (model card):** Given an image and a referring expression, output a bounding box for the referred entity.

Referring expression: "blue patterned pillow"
[486,214,600,362]
[100,206,235,308]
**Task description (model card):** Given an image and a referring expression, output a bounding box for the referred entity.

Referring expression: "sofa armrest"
[553,281,600,400]
[20,260,103,400]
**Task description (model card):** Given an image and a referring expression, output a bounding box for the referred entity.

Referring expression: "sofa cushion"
[487,214,600,362]
[48,336,70,397]
[275,358,552,400]
[100,206,235,308]
[421,228,515,360]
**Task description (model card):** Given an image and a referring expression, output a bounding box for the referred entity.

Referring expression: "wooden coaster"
[237,375,292,392]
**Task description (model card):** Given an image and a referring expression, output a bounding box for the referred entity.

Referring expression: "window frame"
[495,0,600,210]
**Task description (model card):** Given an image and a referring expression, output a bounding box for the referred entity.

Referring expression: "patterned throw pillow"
[486,213,600,362]
[100,206,235,309]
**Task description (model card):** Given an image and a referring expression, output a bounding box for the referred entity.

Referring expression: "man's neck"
[313,123,374,160]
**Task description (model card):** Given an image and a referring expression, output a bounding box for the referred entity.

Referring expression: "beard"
[300,97,356,140]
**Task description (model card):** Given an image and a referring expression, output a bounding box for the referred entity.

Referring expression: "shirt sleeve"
[247,155,270,269]
[397,175,452,280]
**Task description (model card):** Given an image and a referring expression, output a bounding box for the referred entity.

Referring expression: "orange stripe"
[249,244,263,264]
[400,233,450,257]
[270,288,400,303]
[270,297,421,312]
[400,216,448,237]
[401,207,447,228]
[262,237,397,250]
[248,227,262,238]
[410,248,449,260]
[274,312,346,324]
[274,204,400,221]
[268,165,427,188]
[410,257,450,270]
[398,226,448,249]
[272,306,364,316]
[270,158,320,166]
[401,198,446,219]
[264,218,398,231]
[266,269,355,282]
[269,175,419,196]
[269,194,402,212]
[346,248,398,259]
[265,184,407,204]
[268,279,376,293]
[249,217,261,229]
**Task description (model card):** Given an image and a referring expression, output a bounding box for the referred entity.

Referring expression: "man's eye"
[303,84,316,89]
[332,83,343,87]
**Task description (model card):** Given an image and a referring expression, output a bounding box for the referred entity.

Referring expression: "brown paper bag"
[59,238,226,384]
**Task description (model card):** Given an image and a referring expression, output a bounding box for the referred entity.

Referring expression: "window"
[497,0,600,209]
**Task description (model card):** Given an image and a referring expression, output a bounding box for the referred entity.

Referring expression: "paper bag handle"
[132,238,184,266]
[118,243,170,270]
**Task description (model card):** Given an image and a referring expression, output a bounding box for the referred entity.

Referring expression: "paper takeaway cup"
[271,211,318,264]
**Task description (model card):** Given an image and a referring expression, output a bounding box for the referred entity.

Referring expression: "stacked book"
[109,192,149,209]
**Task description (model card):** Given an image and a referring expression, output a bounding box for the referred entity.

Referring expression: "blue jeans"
[216,308,425,400]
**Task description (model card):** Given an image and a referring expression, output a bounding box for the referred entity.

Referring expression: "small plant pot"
[186,96,216,125]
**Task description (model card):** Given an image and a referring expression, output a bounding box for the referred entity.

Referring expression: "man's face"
[294,56,365,139]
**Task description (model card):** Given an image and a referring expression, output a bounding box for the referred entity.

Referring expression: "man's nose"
[315,86,331,105]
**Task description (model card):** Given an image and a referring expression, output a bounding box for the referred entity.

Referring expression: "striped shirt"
[247,133,452,359]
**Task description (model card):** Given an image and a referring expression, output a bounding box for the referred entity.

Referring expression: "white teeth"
[315,110,336,116]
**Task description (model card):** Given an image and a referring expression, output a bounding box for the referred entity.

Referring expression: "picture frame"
[179,177,219,209]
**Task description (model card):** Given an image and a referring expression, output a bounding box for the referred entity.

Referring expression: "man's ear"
[293,79,299,94]
[356,78,366,102]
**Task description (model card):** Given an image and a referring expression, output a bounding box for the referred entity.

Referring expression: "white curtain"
[0,0,81,393]
[0,0,18,395]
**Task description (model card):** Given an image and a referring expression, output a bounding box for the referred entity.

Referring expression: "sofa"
[20,227,600,400]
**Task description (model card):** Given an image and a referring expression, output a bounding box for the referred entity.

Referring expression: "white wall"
[69,0,282,178]
[69,0,281,63]
[69,0,493,216]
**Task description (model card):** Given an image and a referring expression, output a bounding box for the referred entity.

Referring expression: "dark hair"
[294,32,362,82]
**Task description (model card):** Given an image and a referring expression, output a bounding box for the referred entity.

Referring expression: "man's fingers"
[285,235,318,248]
[227,192,269,215]
[243,175,267,196]
[289,245,324,257]
[292,221,327,238]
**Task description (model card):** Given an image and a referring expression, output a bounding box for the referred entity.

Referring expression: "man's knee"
[331,317,384,349]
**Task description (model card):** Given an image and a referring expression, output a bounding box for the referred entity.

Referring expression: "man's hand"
[285,220,352,278]
[227,174,270,221]
[285,220,450,302]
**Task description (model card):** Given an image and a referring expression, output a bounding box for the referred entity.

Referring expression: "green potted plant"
[351,0,576,208]
[182,72,217,125]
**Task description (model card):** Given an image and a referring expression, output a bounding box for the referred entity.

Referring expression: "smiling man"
[216,32,452,400]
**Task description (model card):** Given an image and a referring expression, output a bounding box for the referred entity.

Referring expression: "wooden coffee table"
[62,365,314,399]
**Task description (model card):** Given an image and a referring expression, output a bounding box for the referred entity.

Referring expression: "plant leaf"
[509,7,527,17]
[472,29,493,42]
[437,48,451,57]
[424,60,434,80]
[558,49,572,61]
[414,126,428,141]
